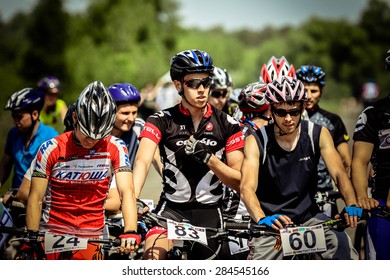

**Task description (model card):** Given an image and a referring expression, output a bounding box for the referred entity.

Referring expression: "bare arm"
[239,135,263,221]
[336,142,352,177]
[104,179,121,214]
[207,149,243,192]
[320,127,357,206]
[115,171,138,232]
[151,148,163,177]
[133,138,158,198]
[15,158,35,204]
[26,177,47,230]
[351,141,379,210]
[239,135,291,230]
[15,177,31,205]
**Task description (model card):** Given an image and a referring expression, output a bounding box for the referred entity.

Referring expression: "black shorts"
[153,200,223,260]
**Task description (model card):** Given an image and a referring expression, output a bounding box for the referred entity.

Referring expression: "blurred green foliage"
[0,0,390,193]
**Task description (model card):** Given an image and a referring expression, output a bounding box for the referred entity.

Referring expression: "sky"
[0,0,387,30]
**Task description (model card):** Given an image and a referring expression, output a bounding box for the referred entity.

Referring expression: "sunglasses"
[184,77,212,89]
[272,107,301,117]
[210,90,228,98]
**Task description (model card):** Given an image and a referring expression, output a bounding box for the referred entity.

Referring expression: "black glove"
[185,137,212,164]
[26,230,39,245]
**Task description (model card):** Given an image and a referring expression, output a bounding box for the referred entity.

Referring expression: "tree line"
[0,0,389,110]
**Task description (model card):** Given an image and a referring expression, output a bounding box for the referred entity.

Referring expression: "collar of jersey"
[178,103,213,118]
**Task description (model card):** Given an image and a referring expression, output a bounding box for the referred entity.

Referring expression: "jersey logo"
[176,138,217,147]
[54,170,109,180]
[206,122,213,131]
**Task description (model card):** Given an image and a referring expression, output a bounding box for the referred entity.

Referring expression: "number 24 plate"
[44,232,88,254]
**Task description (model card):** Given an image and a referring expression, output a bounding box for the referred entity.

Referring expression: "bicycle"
[142,209,389,260]
[314,190,342,218]
[139,211,277,260]
[0,225,130,260]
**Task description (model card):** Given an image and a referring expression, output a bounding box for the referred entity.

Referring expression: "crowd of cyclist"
[0,48,389,260]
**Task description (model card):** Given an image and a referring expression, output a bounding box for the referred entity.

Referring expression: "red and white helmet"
[260,56,296,84]
[238,82,269,113]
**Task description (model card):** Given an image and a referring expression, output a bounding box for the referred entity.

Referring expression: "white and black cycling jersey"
[139,103,244,208]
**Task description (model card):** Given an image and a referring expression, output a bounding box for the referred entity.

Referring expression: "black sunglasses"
[210,90,228,98]
[184,77,212,89]
[272,107,301,117]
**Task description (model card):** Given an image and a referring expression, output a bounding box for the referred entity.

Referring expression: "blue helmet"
[37,76,61,92]
[296,65,326,87]
[4,88,44,112]
[170,49,214,81]
[108,83,141,105]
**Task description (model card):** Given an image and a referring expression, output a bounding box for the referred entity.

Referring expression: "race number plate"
[279,225,326,256]
[44,232,88,254]
[228,236,249,255]
[166,219,208,245]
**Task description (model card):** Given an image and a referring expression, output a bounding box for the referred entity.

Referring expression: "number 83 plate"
[166,219,208,245]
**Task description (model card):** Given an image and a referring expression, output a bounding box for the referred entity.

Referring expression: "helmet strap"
[72,130,82,146]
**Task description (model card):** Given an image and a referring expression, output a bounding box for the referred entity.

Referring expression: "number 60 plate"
[279,225,326,256]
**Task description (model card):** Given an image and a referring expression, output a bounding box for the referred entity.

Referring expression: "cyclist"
[14,103,77,205]
[106,83,162,215]
[240,76,361,260]
[133,49,244,260]
[37,76,68,133]
[220,81,271,259]
[351,49,390,260]
[223,81,271,220]
[296,65,351,216]
[260,56,309,121]
[259,56,296,84]
[208,66,236,116]
[26,81,140,260]
[0,88,58,205]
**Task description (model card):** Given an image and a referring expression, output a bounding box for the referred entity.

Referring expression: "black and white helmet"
[210,67,232,90]
[4,88,44,112]
[76,81,116,140]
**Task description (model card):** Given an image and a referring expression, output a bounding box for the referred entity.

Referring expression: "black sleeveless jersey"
[353,95,390,201]
[253,120,322,224]
[139,103,244,208]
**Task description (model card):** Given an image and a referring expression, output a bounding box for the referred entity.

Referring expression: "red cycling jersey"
[33,131,131,237]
